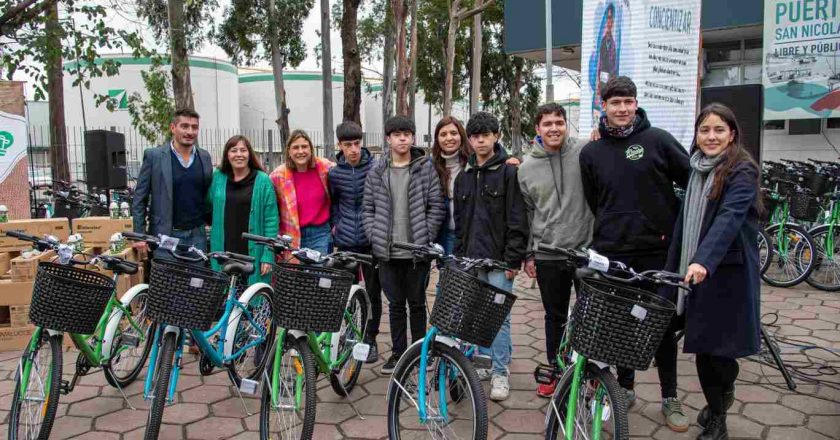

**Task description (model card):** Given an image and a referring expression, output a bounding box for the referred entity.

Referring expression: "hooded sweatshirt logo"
[626,144,644,161]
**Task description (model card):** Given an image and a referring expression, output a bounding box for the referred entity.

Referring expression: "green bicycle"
[244,233,372,440]
[804,190,840,291]
[533,245,685,440]
[761,181,816,287]
[6,231,153,440]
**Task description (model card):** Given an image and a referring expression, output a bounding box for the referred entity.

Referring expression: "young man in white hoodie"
[518,103,594,397]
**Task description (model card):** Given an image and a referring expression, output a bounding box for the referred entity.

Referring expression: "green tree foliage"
[133,0,217,51]
[125,54,174,145]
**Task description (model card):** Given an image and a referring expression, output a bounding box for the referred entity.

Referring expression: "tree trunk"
[341,0,362,125]
[470,0,483,115]
[510,58,524,157]
[382,4,395,151]
[45,2,69,183]
[391,0,408,116]
[167,0,193,111]
[320,0,334,159]
[443,0,461,117]
[266,0,290,153]
[407,0,418,120]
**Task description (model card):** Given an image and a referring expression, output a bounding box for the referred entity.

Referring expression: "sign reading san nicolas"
[762,0,840,119]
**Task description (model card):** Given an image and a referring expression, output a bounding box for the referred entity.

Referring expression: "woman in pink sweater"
[269,130,335,255]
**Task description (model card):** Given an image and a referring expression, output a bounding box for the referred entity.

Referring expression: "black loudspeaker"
[700,84,763,163]
[84,130,127,189]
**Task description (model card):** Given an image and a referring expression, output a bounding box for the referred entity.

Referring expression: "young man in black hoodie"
[579,76,690,432]
[453,112,529,401]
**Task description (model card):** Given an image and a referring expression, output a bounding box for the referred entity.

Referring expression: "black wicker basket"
[430,266,517,347]
[805,172,831,195]
[570,278,675,370]
[775,179,796,197]
[271,263,354,333]
[29,262,116,334]
[147,259,230,331]
[790,191,820,221]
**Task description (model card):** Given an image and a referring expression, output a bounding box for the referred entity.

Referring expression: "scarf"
[679,151,725,275]
[600,114,641,138]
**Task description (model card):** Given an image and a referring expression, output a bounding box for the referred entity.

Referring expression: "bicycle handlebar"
[393,241,510,272]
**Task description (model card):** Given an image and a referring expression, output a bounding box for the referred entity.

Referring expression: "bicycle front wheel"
[386,341,487,440]
[8,331,63,440]
[806,225,840,291]
[259,335,316,440]
[145,331,177,440]
[545,363,628,440]
[758,228,771,275]
[330,288,369,396]
[762,223,815,287]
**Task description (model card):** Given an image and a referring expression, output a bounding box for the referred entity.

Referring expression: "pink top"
[292,168,330,227]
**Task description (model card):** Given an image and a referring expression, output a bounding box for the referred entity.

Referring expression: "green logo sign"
[0,131,13,156]
[626,144,644,161]
[108,89,128,110]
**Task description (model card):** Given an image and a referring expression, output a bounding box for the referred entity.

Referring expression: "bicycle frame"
[143,276,269,403]
[18,273,144,400]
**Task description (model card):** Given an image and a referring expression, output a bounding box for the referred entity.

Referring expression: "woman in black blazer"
[664,103,762,440]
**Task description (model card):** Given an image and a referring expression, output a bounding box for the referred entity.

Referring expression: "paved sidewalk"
[1,270,838,439]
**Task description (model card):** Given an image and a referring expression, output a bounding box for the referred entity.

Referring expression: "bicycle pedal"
[471,354,492,370]
[119,334,140,348]
[239,378,259,395]
[59,379,72,395]
[534,363,559,385]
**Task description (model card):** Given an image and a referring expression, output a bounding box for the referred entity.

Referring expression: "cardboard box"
[0,218,71,252]
[11,250,56,282]
[0,325,35,352]
[10,304,29,327]
[71,217,134,248]
[0,251,14,276]
[0,280,34,305]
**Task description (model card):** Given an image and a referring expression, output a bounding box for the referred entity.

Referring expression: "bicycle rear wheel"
[545,363,628,440]
[805,225,840,291]
[230,288,275,385]
[259,335,316,440]
[106,289,155,388]
[386,341,487,440]
[330,288,369,396]
[758,228,771,275]
[762,223,815,287]
[8,331,63,440]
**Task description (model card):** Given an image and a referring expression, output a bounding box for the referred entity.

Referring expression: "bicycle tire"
[259,335,316,440]
[144,331,177,440]
[105,289,156,388]
[329,288,369,396]
[758,228,771,276]
[762,223,816,287]
[386,341,487,440]
[544,363,629,440]
[8,332,63,440]
[805,224,840,291]
[230,288,275,385]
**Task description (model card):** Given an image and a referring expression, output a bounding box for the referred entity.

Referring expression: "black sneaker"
[380,354,400,374]
[365,342,380,364]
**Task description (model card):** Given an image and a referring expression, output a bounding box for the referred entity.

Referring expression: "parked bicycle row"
[28,180,134,220]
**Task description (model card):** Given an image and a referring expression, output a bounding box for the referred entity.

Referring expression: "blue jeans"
[154,225,208,264]
[477,270,513,376]
[300,223,332,255]
[434,228,457,295]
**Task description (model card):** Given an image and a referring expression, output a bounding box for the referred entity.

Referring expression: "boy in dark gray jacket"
[362,115,445,373]
[518,103,593,397]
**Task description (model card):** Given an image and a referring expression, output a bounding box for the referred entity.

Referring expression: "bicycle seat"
[100,257,139,275]
[222,260,255,277]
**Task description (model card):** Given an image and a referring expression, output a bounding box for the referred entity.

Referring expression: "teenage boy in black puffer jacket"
[579,76,690,432]
[328,121,382,363]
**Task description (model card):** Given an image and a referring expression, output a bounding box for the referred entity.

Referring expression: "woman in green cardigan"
[208,135,279,285]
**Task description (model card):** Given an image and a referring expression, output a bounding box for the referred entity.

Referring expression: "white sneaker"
[476,369,492,381]
[490,374,510,401]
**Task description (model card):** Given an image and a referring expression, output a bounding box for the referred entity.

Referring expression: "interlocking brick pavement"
[1,269,838,439]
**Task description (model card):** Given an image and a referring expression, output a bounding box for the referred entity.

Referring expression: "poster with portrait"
[579,0,702,148]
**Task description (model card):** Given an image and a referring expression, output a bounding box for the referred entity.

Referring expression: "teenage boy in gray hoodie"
[518,103,593,398]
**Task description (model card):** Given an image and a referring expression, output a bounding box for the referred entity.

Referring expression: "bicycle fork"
[144,325,185,404]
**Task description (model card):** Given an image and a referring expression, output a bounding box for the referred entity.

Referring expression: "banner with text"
[579,0,701,148]
[0,111,27,182]
[763,0,840,119]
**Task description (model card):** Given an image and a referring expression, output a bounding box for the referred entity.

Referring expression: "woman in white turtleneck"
[431,117,471,256]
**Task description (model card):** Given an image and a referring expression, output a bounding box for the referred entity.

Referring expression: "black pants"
[612,253,680,399]
[340,246,382,343]
[535,260,578,365]
[696,354,739,414]
[378,259,431,355]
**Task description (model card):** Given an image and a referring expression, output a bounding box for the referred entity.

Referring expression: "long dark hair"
[431,116,471,197]
[692,103,761,208]
[220,135,264,175]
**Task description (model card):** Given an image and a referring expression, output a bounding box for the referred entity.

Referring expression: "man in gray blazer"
[132,109,213,258]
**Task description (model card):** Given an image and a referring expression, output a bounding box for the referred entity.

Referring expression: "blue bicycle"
[123,232,275,440]
[385,242,516,440]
